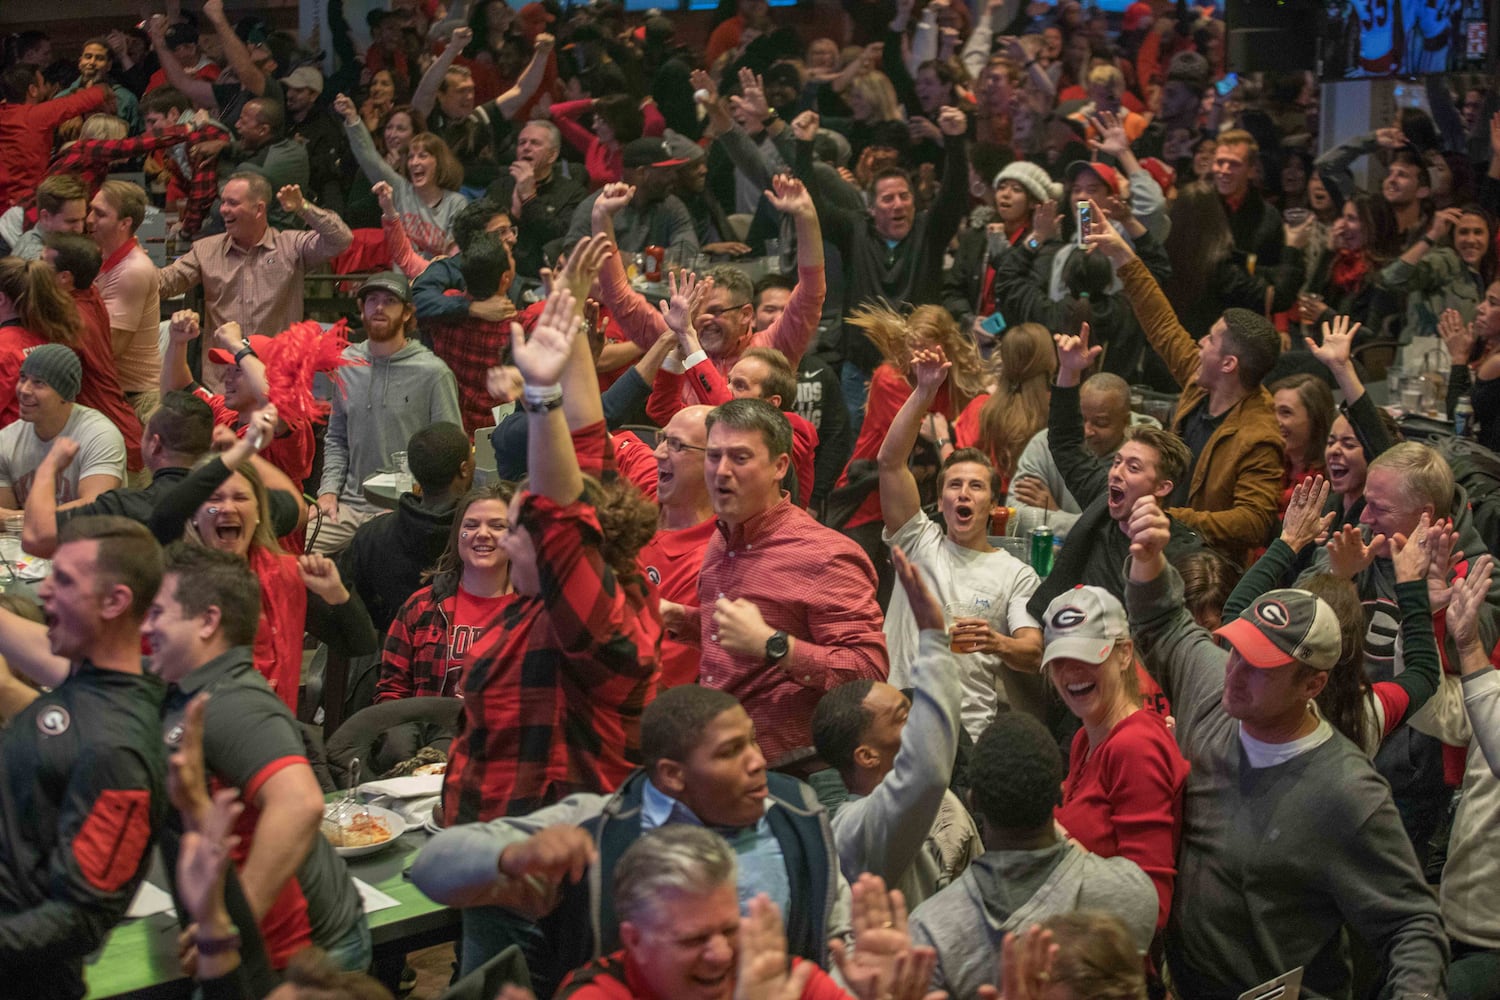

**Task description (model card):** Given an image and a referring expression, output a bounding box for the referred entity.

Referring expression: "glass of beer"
[944,601,989,653]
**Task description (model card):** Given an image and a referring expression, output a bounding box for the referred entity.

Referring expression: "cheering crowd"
[2,0,1500,998]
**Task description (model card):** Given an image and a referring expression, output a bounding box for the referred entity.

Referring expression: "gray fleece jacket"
[318,339,462,511]
[830,630,980,910]
[1127,561,1449,1000]
[908,843,1156,998]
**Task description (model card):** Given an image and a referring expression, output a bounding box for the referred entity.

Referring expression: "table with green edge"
[85,828,459,999]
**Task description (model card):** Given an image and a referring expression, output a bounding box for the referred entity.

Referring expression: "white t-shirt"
[0,405,126,506]
[883,512,1042,740]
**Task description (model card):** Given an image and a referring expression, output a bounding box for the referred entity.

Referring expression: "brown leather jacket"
[1119,257,1285,564]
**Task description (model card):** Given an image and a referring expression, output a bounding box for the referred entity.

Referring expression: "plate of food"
[321,802,406,858]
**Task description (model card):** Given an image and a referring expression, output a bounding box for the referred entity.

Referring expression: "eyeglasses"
[700,302,750,318]
[661,436,706,454]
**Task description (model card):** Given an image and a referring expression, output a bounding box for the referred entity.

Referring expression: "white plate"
[323,802,407,858]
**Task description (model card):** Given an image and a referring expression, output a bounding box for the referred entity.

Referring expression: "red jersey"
[637,517,716,688]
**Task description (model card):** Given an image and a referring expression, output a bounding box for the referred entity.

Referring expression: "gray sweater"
[908,843,1156,998]
[830,629,980,909]
[1126,563,1449,1000]
[318,339,462,510]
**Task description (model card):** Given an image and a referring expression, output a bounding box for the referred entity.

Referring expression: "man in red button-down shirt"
[661,398,888,769]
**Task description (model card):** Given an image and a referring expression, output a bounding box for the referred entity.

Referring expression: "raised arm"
[878,347,948,534]
[21,438,83,559]
[513,287,588,503]
[160,309,201,397]
[412,27,472,118]
[204,0,268,96]
[493,34,555,120]
[146,15,217,109]
[334,93,402,188]
[1047,324,1110,504]
[1085,198,1199,389]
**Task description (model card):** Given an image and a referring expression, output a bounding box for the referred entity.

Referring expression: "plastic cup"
[944,601,988,653]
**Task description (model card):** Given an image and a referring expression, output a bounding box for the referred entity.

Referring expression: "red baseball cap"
[1065,159,1121,195]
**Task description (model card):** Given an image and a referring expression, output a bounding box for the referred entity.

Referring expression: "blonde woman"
[953,322,1057,487]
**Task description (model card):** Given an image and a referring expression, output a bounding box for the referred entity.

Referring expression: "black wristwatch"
[233,340,258,365]
[764,630,790,665]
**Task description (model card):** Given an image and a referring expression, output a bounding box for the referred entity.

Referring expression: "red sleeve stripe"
[242,755,310,804]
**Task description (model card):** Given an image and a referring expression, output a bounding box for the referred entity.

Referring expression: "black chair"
[439,944,532,1000]
[324,698,463,788]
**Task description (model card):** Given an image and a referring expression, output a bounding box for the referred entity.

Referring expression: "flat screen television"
[1320,0,1488,79]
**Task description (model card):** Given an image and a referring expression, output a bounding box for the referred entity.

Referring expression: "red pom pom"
[257,319,367,427]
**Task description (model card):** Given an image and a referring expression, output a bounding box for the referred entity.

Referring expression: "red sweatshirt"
[1055,708,1190,931]
[0,87,109,211]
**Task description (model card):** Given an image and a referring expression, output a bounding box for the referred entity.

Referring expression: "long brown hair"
[976,322,1056,477]
[0,257,80,346]
[848,303,988,402]
[424,481,517,596]
[1162,181,1235,314]
[1300,573,1373,750]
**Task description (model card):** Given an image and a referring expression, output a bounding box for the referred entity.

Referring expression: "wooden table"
[85,828,457,998]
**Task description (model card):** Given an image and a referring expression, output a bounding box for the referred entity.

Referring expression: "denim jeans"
[840,361,871,438]
[460,906,549,989]
[322,909,373,972]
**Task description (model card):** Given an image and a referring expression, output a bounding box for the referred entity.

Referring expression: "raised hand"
[937,105,968,137]
[594,182,635,218]
[332,92,360,124]
[731,66,770,122]
[829,873,915,1000]
[984,926,1059,1000]
[1447,553,1494,653]
[486,364,524,403]
[212,320,244,354]
[1390,512,1446,586]
[1087,109,1129,158]
[908,116,944,143]
[1421,516,1461,609]
[557,234,614,305]
[175,787,243,927]
[737,894,813,1000]
[764,174,814,218]
[169,309,202,343]
[1311,314,1360,370]
[659,269,711,344]
[910,345,951,397]
[891,546,944,634]
[1082,198,1134,265]
[298,553,351,604]
[1427,206,1464,243]
[449,25,474,50]
[276,184,306,215]
[1326,523,1381,579]
[1126,494,1171,562]
[1278,474,1335,552]
[691,68,720,104]
[373,180,397,216]
[791,110,820,142]
[241,404,277,452]
[167,691,213,831]
[511,287,582,388]
[1439,307,1475,364]
[1490,111,1500,159]
[534,32,555,52]
[1054,321,1102,381]
[1031,199,1060,243]
[1374,124,1408,149]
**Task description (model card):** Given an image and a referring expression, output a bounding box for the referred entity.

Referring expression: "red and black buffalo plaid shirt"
[441,421,661,823]
[48,123,227,236]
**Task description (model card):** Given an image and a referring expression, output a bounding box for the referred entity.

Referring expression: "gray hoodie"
[319,339,462,511]
[908,843,1156,998]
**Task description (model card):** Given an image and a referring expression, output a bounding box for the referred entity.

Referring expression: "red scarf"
[1329,248,1369,296]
